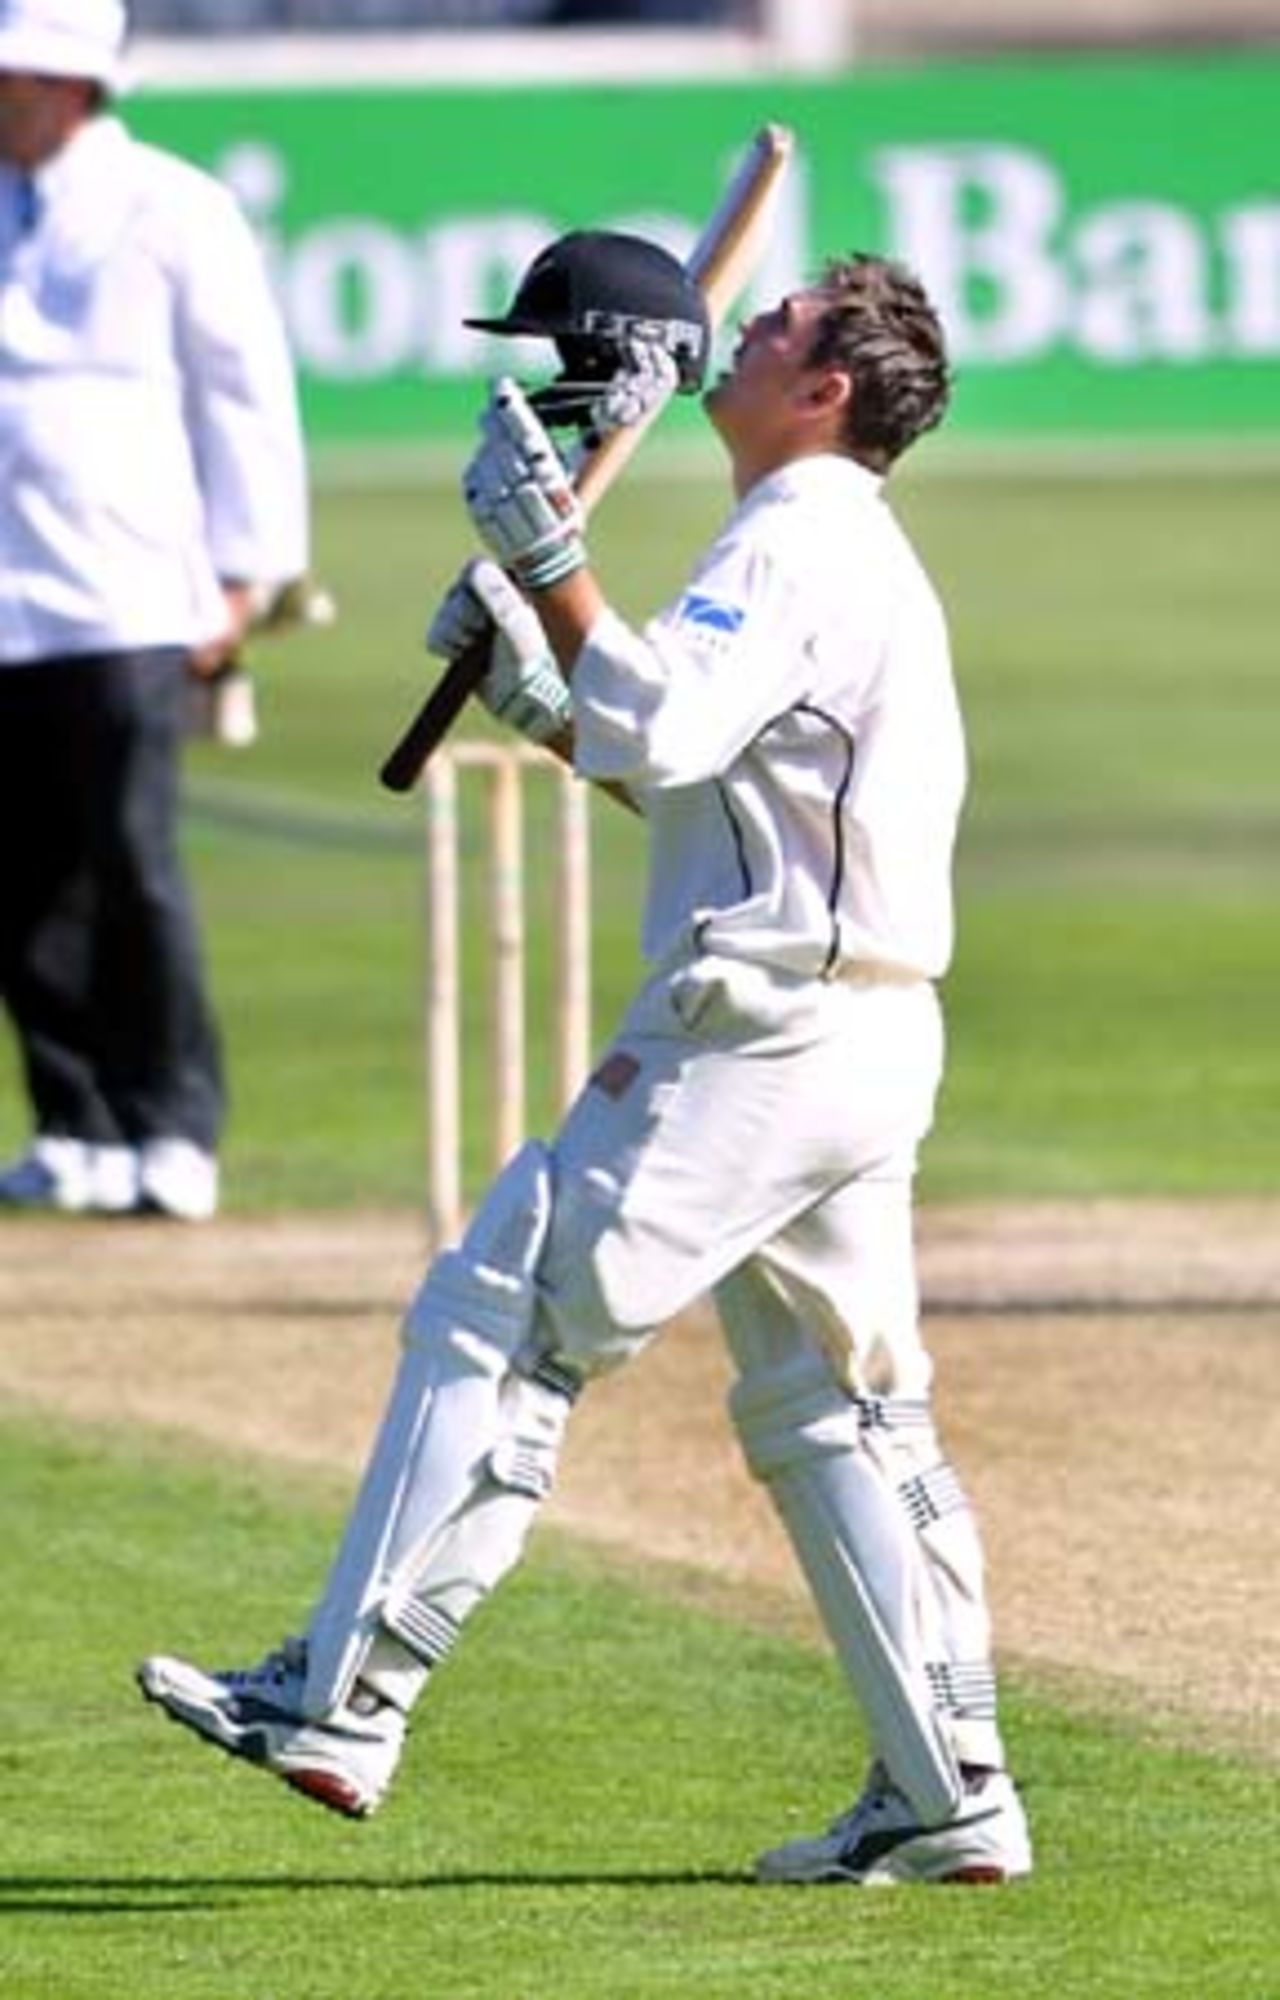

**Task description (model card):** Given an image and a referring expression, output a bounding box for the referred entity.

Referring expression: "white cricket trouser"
[536,952,943,1388]
[536,951,1004,1783]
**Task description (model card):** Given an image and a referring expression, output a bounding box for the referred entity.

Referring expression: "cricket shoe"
[755,1763,1032,1886]
[0,1137,137,1214]
[135,1138,219,1221]
[136,1637,404,1818]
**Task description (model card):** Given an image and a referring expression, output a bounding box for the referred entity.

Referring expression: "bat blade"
[378,122,795,794]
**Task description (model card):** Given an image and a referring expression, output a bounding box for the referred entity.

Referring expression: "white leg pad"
[729,1357,963,1824]
[895,1453,1003,1773]
[362,1363,575,1713]
[302,1140,555,1718]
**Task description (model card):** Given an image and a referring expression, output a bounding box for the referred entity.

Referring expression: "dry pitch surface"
[1,1200,1276,1760]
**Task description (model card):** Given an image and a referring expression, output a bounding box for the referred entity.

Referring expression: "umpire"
[0,0,308,1219]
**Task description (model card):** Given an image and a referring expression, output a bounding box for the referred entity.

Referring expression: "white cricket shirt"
[0,115,307,666]
[571,454,966,981]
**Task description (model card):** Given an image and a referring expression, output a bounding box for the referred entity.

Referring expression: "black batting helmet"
[465,230,710,425]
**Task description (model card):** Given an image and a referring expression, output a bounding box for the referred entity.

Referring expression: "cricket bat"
[378,121,795,793]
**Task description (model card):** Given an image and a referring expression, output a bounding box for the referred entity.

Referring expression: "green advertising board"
[130,52,1280,446]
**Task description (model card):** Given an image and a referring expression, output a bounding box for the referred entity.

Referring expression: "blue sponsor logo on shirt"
[677,591,746,635]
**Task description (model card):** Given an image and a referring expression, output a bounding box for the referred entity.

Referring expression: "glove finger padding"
[465,557,549,665]
[430,557,571,747]
[425,561,494,660]
[462,378,586,592]
[587,336,680,437]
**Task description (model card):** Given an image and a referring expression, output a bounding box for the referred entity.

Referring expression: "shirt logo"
[677,592,746,635]
[590,1050,641,1101]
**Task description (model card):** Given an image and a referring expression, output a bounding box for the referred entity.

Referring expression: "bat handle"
[378,632,490,792]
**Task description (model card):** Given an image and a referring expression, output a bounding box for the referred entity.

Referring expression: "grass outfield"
[1,460,1276,1206]
[1,465,1275,1996]
[1,1415,1275,2000]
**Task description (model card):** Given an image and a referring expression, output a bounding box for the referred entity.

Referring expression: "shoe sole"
[876,1858,1024,1886]
[135,1666,376,1820]
[759,1858,1024,1887]
[760,1860,1021,1885]
[939,1865,1012,1885]
[0,1193,139,1216]
[132,1195,217,1223]
[283,1767,372,1818]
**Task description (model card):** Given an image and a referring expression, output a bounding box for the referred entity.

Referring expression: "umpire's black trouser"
[0,648,223,1151]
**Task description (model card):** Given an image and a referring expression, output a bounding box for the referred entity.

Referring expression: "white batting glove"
[462,378,586,593]
[587,336,680,438]
[426,557,572,746]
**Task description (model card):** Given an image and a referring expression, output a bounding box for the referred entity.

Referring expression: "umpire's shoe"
[135,1138,219,1222]
[755,1762,1032,1886]
[0,1137,137,1214]
[136,1637,403,1818]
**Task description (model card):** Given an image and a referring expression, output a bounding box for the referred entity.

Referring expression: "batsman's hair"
[806,254,951,466]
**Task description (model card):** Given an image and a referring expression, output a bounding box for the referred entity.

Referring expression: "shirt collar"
[31,113,127,212]
[17,117,136,278]
[747,453,886,510]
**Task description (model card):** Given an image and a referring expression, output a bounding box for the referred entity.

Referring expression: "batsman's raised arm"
[382,229,711,789]
[457,374,603,675]
[456,373,809,796]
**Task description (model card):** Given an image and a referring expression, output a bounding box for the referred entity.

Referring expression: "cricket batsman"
[139,233,1032,1887]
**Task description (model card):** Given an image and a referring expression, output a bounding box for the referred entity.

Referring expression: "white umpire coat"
[571,454,966,983]
[0,113,307,667]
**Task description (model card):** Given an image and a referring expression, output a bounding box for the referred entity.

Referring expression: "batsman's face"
[705,287,849,475]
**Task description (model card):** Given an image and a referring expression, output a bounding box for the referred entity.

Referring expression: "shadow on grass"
[0,1866,755,1912]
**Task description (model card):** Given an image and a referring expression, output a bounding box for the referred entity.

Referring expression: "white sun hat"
[0,0,128,92]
